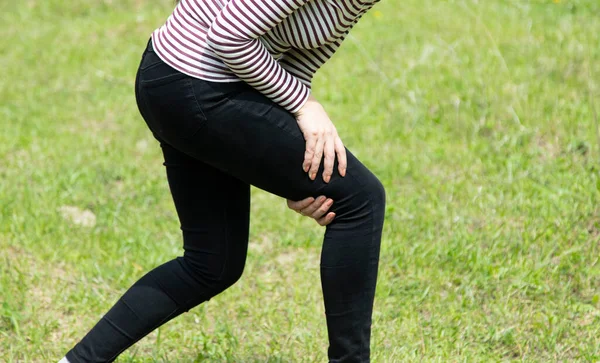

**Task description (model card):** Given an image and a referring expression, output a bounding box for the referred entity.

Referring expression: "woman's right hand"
[294,94,347,183]
[287,195,336,226]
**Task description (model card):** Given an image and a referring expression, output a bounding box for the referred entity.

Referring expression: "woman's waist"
[149,32,244,85]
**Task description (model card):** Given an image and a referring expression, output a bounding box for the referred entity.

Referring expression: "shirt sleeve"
[279,33,349,89]
[279,5,372,89]
[205,0,312,114]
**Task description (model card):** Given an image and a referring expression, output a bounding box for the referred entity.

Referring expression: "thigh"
[177,80,379,213]
[160,141,251,267]
[135,54,379,219]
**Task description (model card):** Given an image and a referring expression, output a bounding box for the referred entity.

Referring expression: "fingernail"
[311,173,316,180]
[318,196,325,202]
[324,176,330,183]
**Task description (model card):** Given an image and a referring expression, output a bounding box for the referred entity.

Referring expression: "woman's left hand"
[287,196,335,226]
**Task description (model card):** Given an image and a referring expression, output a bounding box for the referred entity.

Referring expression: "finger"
[303,133,317,173]
[300,195,327,216]
[322,135,335,183]
[318,212,336,226]
[287,197,315,211]
[335,136,347,177]
[309,133,325,180]
[311,198,333,219]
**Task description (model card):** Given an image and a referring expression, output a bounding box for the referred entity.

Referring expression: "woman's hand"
[287,196,335,226]
[295,94,347,183]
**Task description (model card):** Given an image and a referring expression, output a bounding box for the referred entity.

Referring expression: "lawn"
[1,0,600,361]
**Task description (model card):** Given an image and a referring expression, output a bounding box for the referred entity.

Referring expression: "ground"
[1,0,600,361]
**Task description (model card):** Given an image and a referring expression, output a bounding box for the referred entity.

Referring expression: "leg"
[66,143,250,362]
[66,41,385,362]
[136,66,385,361]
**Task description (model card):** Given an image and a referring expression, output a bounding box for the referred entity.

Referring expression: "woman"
[61,0,385,361]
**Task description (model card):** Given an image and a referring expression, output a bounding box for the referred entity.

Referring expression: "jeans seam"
[360,197,373,362]
[217,204,230,283]
[187,78,209,126]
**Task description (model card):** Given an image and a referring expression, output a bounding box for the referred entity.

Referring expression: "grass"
[1,0,600,361]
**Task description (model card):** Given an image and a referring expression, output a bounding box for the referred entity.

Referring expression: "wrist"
[294,94,321,117]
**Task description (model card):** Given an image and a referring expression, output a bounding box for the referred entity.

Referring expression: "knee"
[364,173,386,222]
[356,170,386,213]
[216,259,245,292]
[182,253,246,296]
[367,173,386,206]
[181,241,247,296]
[332,170,386,225]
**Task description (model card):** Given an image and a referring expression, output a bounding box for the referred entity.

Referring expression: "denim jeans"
[66,40,385,363]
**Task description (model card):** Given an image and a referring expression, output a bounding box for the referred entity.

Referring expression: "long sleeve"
[278,6,371,89]
[205,0,312,114]
[279,33,349,89]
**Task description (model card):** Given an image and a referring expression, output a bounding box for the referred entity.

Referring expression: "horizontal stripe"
[151,0,378,113]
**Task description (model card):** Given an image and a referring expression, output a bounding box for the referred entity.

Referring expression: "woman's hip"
[134,41,383,211]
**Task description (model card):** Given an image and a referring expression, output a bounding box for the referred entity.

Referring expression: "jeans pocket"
[139,49,163,70]
[137,76,207,141]
[139,53,188,88]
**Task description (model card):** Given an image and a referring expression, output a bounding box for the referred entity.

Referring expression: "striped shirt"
[151,0,379,114]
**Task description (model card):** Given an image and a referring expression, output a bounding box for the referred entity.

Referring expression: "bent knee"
[363,172,386,221]
[181,246,246,295]
[185,255,244,290]
[329,167,386,223]
[366,173,386,207]
[216,262,245,292]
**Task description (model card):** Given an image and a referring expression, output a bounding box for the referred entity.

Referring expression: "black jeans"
[66,40,385,363]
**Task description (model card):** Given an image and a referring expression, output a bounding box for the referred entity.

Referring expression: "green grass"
[1,0,600,361]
